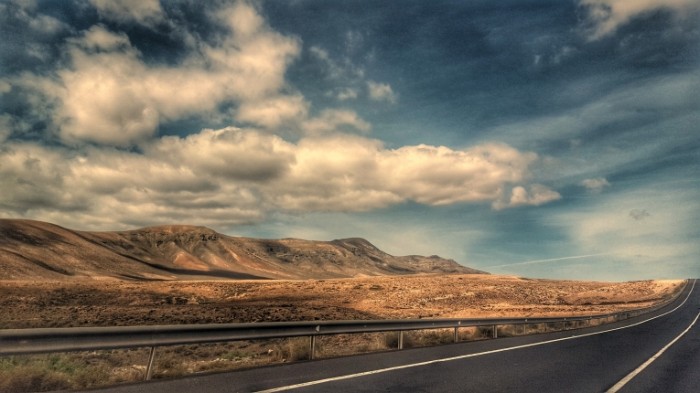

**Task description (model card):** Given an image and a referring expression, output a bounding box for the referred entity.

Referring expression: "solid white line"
[605,309,700,393]
[256,280,695,393]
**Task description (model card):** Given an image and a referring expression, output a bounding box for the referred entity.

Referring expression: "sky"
[1,0,698,281]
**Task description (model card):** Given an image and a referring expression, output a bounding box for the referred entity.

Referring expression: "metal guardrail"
[0,280,687,380]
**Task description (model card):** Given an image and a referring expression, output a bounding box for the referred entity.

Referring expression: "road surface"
[91,279,698,393]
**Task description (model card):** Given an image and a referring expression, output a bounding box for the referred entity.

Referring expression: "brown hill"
[0,219,484,280]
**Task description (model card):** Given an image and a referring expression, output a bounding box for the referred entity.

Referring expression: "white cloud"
[146,127,296,182]
[18,2,302,146]
[579,0,700,40]
[581,177,610,193]
[302,109,371,135]
[89,0,164,26]
[236,95,309,129]
[0,128,558,229]
[73,25,131,51]
[0,0,563,232]
[379,143,540,206]
[0,143,80,213]
[367,81,398,104]
[494,184,562,210]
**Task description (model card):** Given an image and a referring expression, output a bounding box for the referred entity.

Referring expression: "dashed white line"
[256,280,695,393]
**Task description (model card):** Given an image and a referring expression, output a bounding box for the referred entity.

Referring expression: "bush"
[0,355,113,393]
[0,363,71,393]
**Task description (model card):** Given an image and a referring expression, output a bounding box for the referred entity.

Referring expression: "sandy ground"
[0,275,684,329]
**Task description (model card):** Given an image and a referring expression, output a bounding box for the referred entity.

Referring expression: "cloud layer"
[0,128,556,229]
[0,1,561,231]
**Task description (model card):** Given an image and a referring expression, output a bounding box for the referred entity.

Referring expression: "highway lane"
[90,279,697,393]
[615,296,700,392]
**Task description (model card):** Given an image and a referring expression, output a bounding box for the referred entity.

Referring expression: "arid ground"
[0,275,685,392]
[0,275,683,329]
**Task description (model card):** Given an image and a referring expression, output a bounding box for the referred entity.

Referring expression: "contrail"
[486,253,610,269]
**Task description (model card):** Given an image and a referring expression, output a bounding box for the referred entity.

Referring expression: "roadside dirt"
[0,275,684,329]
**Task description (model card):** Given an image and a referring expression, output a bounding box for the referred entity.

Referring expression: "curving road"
[91,279,698,393]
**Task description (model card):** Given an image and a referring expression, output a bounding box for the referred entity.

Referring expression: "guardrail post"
[309,335,316,360]
[145,346,156,381]
[398,331,404,350]
[492,325,498,338]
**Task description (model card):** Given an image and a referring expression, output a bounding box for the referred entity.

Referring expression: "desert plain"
[0,274,683,329]
[0,274,685,392]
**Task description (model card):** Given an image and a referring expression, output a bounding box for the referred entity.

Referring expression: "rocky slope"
[0,219,484,280]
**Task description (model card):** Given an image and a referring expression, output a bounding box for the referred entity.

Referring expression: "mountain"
[0,219,485,280]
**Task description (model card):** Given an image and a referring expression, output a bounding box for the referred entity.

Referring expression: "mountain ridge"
[0,219,485,280]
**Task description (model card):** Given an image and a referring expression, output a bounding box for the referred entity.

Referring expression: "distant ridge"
[0,219,485,280]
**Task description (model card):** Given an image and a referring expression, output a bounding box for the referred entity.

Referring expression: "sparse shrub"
[316,333,388,358]
[268,337,313,362]
[0,363,71,393]
[222,350,246,361]
[496,325,515,337]
[286,337,312,361]
[153,351,188,378]
[413,329,454,347]
[0,355,113,393]
[459,326,492,341]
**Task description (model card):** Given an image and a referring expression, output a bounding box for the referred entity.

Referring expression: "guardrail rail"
[0,280,687,381]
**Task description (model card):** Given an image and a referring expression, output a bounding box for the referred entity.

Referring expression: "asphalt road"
[90,279,698,393]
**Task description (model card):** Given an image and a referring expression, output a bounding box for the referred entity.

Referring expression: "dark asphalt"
[88,279,698,393]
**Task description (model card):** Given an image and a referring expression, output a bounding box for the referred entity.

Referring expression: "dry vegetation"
[0,275,682,328]
[0,275,684,392]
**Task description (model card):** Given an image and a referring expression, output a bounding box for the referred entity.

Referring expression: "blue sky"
[1,0,698,280]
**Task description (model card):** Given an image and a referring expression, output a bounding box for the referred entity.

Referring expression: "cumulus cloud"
[579,0,700,40]
[15,2,301,146]
[236,95,309,129]
[0,128,557,228]
[494,184,562,210]
[0,1,562,231]
[367,81,398,104]
[146,127,295,182]
[581,177,610,192]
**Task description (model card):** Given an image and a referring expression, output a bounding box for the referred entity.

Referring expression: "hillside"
[0,219,484,280]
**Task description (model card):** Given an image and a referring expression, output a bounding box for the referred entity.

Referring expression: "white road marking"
[256,280,695,393]
[605,309,700,393]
